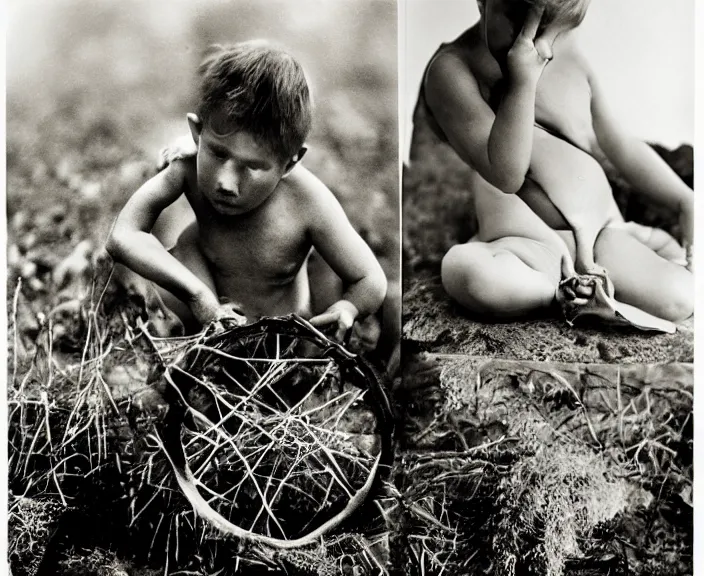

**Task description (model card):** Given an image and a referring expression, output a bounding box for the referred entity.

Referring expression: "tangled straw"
[150,315,395,550]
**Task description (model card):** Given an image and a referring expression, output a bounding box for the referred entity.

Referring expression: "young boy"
[422,0,693,323]
[107,41,388,343]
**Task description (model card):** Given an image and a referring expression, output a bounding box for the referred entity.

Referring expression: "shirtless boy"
[422,0,693,323]
[107,41,387,342]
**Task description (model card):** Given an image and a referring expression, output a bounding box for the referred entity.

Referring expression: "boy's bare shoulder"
[282,164,343,219]
[426,43,474,85]
[158,135,198,170]
[425,41,485,108]
[160,153,197,195]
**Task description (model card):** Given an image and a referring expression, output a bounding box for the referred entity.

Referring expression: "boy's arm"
[302,172,388,342]
[106,160,225,324]
[425,6,556,193]
[588,63,694,260]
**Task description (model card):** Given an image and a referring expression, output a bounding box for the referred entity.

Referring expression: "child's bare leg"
[450,181,581,318]
[112,263,184,336]
[594,227,693,322]
[441,237,562,318]
[618,221,687,265]
[155,222,219,333]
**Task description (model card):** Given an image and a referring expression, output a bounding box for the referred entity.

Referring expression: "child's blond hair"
[478,0,591,30]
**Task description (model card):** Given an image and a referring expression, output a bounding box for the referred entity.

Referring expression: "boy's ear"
[282,146,308,176]
[187,113,203,146]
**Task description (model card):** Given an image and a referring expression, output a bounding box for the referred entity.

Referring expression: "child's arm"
[588,65,694,265]
[425,6,557,193]
[106,161,229,325]
[302,172,388,342]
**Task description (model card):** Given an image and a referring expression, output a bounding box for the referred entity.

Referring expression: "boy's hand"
[309,300,359,344]
[188,289,247,328]
[157,135,198,171]
[507,6,556,86]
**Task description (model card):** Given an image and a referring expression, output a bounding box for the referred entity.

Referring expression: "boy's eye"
[211,148,228,159]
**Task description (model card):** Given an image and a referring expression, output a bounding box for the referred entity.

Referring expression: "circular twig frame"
[158,315,394,549]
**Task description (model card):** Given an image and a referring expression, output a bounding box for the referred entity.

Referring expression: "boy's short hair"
[197,40,312,160]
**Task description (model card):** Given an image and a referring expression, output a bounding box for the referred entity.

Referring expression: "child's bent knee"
[657,278,694,323]
[441,244,489,306]
[441,243,556,317]
[442,244,519,315]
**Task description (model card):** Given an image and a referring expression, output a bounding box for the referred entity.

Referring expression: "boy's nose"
[218,166,239,196]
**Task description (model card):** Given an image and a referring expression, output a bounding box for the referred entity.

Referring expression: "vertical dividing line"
[397,0,405,356]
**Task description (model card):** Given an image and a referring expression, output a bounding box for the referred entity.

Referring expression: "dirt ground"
[402,94,694,363]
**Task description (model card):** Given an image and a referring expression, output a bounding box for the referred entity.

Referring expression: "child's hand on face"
[507,6,558,86]
[309,300,359,344]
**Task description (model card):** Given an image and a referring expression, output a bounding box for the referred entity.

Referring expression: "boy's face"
[189,115,292,216]
[482,0,573,63]
[483,0,528,60]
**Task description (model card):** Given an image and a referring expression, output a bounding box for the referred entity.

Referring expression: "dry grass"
[8,266,394,573]
[393,355,692,576]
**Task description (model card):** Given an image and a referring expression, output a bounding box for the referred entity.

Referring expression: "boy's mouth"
[215,190,241,204]
[209,193,243,214]
[214,202,243,216]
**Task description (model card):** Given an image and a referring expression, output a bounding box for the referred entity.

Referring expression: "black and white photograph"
[402,0,694,364]
[4,0,700,575]
[396,354,692,575]
[398,0,694,574]
[7,1,399,573]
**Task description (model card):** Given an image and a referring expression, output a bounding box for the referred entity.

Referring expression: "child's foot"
[579,263,615,298]
[556,275,594,308]
[556,275,676,333]
[145,296,186,337]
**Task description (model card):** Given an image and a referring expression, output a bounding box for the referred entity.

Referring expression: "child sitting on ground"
[422,0,693,324]
[107,40,388,344]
